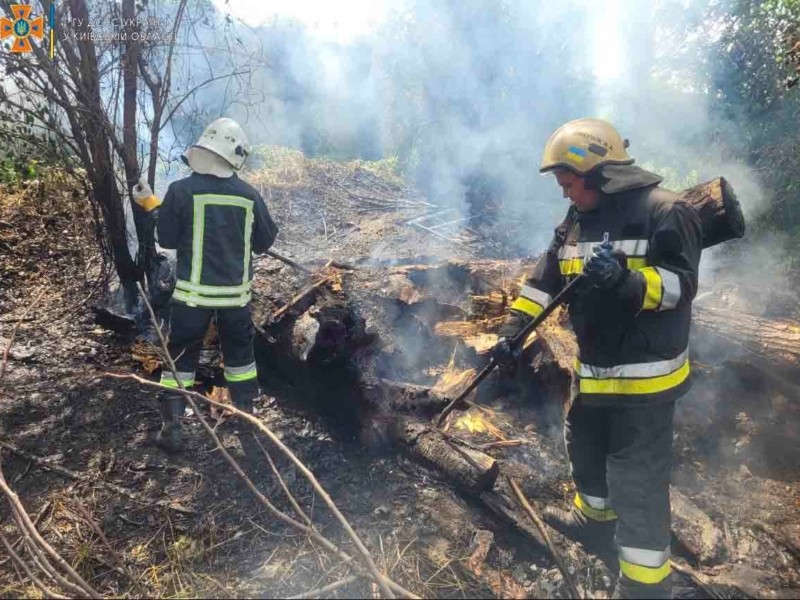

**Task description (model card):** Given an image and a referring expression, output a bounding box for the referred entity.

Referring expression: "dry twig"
[0,440,194,514]
[507,476,582,599]
[0,462,102,598]
[253,434,312,526]
[0,532,69,599]
[74,501,148,596]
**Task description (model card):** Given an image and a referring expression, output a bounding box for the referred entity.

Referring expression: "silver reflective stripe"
[618,545,671,567]
[520,285,552,307]
[578,348,689,379]
[657,267,681,310]
[190,197,205,284]
[578,492,612,510]
[176,279,251,296]
[225,362,257,377]
[558,239,649,260]
[242,201,254,286]
[173,289,251,308]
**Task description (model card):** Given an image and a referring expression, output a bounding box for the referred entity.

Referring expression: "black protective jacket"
[157,173,278,308]
[502,166,703,406]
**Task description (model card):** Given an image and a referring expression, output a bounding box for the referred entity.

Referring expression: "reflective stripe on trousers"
[224,361,258,382]
[160,370,195,388]
[619,545,671,584]
[574,491,617,522]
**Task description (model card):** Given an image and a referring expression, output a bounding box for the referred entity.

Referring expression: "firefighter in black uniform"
[494,118,702,598]
[133,117,278,453]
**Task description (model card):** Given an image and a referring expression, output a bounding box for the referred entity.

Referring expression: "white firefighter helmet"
[539,118,633,175]
[183,118,250,178]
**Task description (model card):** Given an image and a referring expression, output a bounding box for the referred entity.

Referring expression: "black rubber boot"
[233,398,263,474]
[543,506,617,560]
[155,396,185,454]
[613,573,671,599]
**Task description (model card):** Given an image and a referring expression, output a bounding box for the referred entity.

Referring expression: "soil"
[1,161,799,599]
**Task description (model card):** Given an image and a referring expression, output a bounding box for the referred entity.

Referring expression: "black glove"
[583,241,628,290]
[492,337,522,370]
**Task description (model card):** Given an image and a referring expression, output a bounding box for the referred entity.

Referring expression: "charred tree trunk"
[389,415,499,491]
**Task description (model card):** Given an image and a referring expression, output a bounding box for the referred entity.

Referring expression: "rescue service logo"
[0,4,44,53]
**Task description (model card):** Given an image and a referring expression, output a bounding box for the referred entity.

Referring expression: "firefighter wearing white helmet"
[133,118,278,454]
[494,117,703,599]
[183,117,250,177]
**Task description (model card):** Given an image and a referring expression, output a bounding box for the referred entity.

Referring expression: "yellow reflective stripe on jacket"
[579,359,690,395]
[558,239,649,276]
[638,266,682,311]
[640,266,662,310]
[176,279,252,296]
[520,285,552,307]
[576,348,690,395]
[189,194,255,290]
[173,289,251,308]
[511,296,544,319]
[558,239,649,260]
[574,492,617,522]
[559,256,648,276]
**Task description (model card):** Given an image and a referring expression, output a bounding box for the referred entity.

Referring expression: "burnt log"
[251,259,571,495]
[693,305,800,371]
[389,415,499,491]
[679,177,745,249]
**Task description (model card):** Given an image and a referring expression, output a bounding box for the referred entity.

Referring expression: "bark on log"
[693,305,800,369]
[389,415,499,491]
[679,177,745,249]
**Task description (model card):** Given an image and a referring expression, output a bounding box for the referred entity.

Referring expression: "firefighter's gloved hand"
[492,337,522,371]
[132,178,161,212]
[584,242,628,290]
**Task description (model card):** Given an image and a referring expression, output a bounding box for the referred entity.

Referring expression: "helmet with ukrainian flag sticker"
[539,118,633,175]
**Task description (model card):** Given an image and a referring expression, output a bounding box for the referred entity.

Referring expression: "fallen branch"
[0,532,68,600]
[507,476,582,599]
[670,560,726,600]
[132,283,407,599]
[110,368,419,598]
[477,439,525,450]
[74,501,147,596]
[0,440,194,515]
[0,460,102,598]
[270,276,331,322]
[253,434,312,526]
[288,574,360,599]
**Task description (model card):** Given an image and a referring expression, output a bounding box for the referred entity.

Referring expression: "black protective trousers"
[565,397,675,581]
[159,302,259,409]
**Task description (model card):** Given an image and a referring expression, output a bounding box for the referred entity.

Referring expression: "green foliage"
[0,157,39,184]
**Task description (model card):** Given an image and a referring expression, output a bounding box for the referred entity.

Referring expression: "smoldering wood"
[389,415,499,491]
[679,177,746,249]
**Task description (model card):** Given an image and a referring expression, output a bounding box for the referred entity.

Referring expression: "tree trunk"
[679,177,746,249]
[693,305,800,367]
